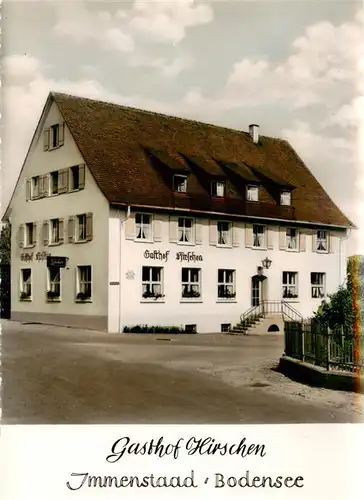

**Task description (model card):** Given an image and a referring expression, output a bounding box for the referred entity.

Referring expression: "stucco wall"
[108,208,348,333]
[10,101,109,324]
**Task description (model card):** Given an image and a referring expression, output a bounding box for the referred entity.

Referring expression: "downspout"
[339,227,352,286]
[118,206,130,333]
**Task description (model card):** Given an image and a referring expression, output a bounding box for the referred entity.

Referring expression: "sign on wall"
[176,251,203,262]
[47,256,68,268]
[143,249,203,263]
[20,251,51,262]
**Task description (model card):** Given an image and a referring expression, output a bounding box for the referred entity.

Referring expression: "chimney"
[249,124,259,143]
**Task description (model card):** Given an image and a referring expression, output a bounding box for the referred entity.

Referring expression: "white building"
[3,92,353,333]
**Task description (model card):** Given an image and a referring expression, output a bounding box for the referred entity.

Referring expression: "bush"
[123,324,186,334]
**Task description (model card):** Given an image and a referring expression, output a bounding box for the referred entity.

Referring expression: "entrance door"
[251,276,260,307]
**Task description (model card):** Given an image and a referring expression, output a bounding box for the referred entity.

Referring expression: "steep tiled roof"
[53,92,352,227]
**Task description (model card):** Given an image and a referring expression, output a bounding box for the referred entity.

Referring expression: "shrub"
[123,324,186,334]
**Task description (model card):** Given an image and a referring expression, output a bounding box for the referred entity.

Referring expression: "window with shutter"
[42,174,50,197]
[43,221,50,246]
[58,169,69,194]
[43,128,50,151]
[68,216,75,243]
[26,179,31,201]
[78,164,85,189]
[177,217,193,244]
[85,213,93,241]
[58,123,65,147]
[59,219,65,244]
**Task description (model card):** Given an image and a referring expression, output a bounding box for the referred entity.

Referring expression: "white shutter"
[58,169,69,194]
[42,174,50,197]
[169,216,178,243]
[328,232,334,253]
[153,216,162,242]
[312,230,317,252]
[33,223,38,246]
[85,213,93,241]
[232,223,240,247]
[299,230,306,252]
[209,220,217,246]
[26,179,31,201]
[267,226,275,250]
[245,224,253,248]
[38,176,44,198]
[195,220,203,245]
[59,219,65,244]
[43,221,49,246]
[78,164,85,189]
[125,213,135,240]
[279,227,286,250]
[58,123,65,147]
[18,224,25,248]
[68,216,75,243]
[43,128,50,151]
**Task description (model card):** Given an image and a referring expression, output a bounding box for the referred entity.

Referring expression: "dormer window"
[173,175,187,193]
[247,185,259,202]
[211,180,225,197]
[280,190,291,206]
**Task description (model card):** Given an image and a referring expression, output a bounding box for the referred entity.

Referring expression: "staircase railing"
[240,300,303,325]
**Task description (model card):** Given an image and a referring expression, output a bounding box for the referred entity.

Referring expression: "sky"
[1,0,363,253]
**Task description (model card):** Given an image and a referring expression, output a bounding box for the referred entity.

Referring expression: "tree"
[0,223,11,265]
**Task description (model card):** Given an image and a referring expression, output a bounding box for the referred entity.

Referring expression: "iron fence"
[284,320,364,373]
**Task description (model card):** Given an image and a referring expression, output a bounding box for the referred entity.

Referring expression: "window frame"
[50,218,60,245]
[135,213,152,242]
[76,214,87,242]
[181,267,201,300]
[286,227,299,251]
[316,230,328,253]
[282,271,299,299]
[25,222,35,248]
[211,180,225,198]
[311,272,326,299]
[141,266,164,301]
[280,190,291,206]
[76,265,92,302]
[173,175,187,193]
[47,266,61,301]
[20,268,32,301]
[177,217,194,245]
[31,176,40,199]
[217,220,232,247]
[252,224,266,249]
[246,185,259,202]
[50,171,59,195]
[217,269,236,300]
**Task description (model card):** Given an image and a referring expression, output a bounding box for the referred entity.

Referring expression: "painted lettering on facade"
[176,251,203,262]
[20,251,51,262]
[144,250,170,262]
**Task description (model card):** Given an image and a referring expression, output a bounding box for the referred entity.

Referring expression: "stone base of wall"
[11,311,108,332]
[279,355,364,394]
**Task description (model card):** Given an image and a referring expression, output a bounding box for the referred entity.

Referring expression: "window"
[221,323,231,333]
[218,269,236,299]
[217,221,231,246]
[211,180,225,197]
[253,225,265,248]
[48,267,61,300]
[311,273,326,299]
[286,228,298,250]
[178,217,193,243]
[76,214,87,241]
[181,268,201,299]
[32,176,40,199]
[173,175,187,193]
[51,124,59,148]
[50,219,60,244]
[50,171,59,195]
[77,266,92,300]
[280,191,291,206]
[142,266,163,300]
[20,269,32,300]
[136,213,152,241]
[247,185,259,202]
[25,222,35,247]
[282,271,298,299]
[70,166,80,190]
[316,230,328,252]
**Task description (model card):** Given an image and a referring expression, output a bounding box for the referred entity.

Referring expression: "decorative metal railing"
[239,300,303,327]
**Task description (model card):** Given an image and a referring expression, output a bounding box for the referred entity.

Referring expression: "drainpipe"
[118,206,130,334]
[339,227,352,286]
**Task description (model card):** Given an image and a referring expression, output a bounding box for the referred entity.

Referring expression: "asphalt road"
[1,320,362,424]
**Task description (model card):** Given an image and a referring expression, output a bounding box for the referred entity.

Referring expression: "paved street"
[1,320,363,424]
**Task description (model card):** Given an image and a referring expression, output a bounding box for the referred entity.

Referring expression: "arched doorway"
[251,275,267,307]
